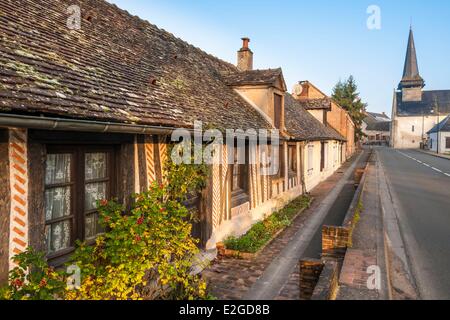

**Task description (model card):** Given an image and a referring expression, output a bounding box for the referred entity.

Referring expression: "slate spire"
[399,28,425,89]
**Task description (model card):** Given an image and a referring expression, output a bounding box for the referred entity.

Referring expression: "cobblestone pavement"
[202,153,361,300]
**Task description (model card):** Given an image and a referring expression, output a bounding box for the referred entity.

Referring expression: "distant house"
[427,115,450,154]
[289,81,356,160]
[0,0,350,282]
[362,112,391,144]
[391,28,450,149]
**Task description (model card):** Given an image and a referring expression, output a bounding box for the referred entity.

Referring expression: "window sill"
[231,189,249,208]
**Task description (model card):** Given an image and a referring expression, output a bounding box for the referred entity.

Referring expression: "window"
[412,125,415,132]
[446,137,450,149]
[288,145,297,175]
[231,146,249,207]
[45,146,116,261]
[274,94,282,129]
[307,144,314,175]
[320,142,328,172]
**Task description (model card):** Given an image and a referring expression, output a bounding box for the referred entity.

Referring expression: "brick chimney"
[237,37,253,71]
[294,81,310,100]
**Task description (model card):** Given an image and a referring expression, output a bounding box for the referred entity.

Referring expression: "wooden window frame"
[231,145,249,208]
[45,145,118,264]
[288,144,297,177]
[274,93,283,130]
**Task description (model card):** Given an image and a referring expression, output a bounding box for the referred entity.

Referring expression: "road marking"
[395,150,450,178]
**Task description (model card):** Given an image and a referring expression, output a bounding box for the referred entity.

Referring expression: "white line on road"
[396,150,450,178]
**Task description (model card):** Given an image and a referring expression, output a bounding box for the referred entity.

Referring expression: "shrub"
[0,248,67,300]
[66,183,207,300]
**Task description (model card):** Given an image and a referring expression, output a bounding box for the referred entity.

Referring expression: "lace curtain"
[45,154,72,254]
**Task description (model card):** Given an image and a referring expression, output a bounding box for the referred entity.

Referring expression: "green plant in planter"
[0,248,67,300]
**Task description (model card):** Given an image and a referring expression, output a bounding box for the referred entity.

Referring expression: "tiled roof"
[428,115,450,133]
[295,98,332,110]
[366,121,391,132]
[367,112,390,121]
[223,68,284,87]
[396,90,450,116]
[284,94,345,141]
[0,0,273,131]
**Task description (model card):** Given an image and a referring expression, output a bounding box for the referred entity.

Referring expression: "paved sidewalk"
[202,152,362,300]
[336,154,388,300]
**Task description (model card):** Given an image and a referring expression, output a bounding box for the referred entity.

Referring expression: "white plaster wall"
[428,132,450,154]
[392,115,448,149]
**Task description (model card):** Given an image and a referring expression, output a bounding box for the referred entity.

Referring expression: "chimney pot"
[241,37,250,49]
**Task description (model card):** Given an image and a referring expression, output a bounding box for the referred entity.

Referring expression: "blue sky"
[108,0,450,115]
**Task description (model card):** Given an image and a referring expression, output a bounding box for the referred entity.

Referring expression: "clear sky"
[107,0,450,116]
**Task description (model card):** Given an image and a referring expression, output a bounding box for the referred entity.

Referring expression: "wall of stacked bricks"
[322,225,351,259]
[311,260,340,300]
[299,259,324,300]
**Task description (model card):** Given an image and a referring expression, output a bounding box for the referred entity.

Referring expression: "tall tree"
[332,76,367,141]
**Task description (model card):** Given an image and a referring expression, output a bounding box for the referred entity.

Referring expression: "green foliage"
[225,196,311,253]
[0,248,67,300]
[67,184,207,300]
[332,76,367,141]
[67,143,210,300]
[165,142,209,202]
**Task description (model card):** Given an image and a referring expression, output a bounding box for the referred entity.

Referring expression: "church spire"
[399,28,425,90]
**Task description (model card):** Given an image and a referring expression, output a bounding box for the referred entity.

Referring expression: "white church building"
[390,28,450,149]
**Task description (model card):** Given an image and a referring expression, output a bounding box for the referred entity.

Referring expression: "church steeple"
[398,28,425,90]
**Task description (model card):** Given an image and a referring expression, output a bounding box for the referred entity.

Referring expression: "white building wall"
[429,132,450,154]
[392,115,448,149]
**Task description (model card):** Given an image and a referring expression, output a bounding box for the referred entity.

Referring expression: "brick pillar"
[322,226,350,259]
[7,128,29,270]
[299,258,324,300]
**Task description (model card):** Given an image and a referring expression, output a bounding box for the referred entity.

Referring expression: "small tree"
[332,76,367,141]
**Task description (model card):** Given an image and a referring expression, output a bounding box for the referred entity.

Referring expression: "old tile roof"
[295,98,332,111]
[366,121,391,132]
[222,68,284,87]
[0,0,273,131]
[428,115,450,133]
[284,94,345,141]
[366,112,390,121]
[396,90,450,116]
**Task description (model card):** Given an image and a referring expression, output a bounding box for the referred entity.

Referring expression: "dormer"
[224,39,287,131]
[292,81,331,125]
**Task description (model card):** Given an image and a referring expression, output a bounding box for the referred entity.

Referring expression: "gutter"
[0,113,284,141]
[0,113,177,135]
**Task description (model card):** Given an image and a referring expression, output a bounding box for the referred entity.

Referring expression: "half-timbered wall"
[206,141,304,249]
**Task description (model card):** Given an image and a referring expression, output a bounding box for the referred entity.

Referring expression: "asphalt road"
[378,147,450,300]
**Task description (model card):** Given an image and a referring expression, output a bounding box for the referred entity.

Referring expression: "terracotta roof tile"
[295,98,332,110]
[0,0,272,131]
[284,94,345,141]
[222,68,283,87]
